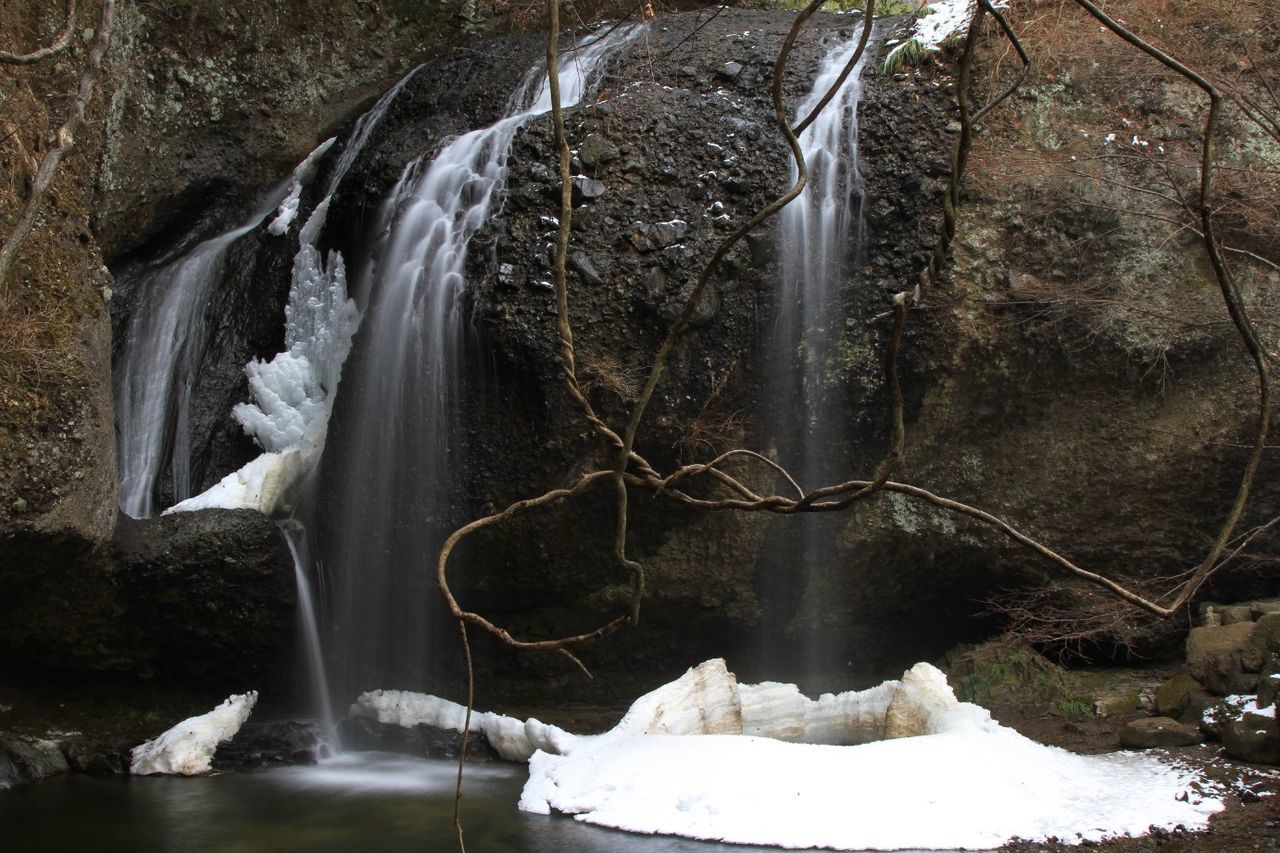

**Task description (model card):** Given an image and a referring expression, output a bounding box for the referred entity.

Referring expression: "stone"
[1223,713,1280,765]
[337,714,499,761]
[1186,622,1255,695]
[1093,690,1140,718]
[568,252,604,287]
[1243,614,1280,672]
[577,134,619,171]
[1155,674,1208,721]
[571,175,606,204]
[211,721,324,771]
[0,737,70,789]
[1118,717,1202,749]
[718,61,744,81]
[1258,659,1280,709]
[1217,605,1256,625]
[59,737,129,775]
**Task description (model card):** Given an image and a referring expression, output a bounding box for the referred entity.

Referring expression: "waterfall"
[765,33,871,684]
[114,67,420,520]
[114,187,291,518]
[310,27,640,699]
[282,522,338,743]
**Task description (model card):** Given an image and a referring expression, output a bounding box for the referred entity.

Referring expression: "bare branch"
[0,0,114,289]
[0,0,76,65]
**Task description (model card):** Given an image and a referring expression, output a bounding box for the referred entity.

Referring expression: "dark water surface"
[0,753,788,852]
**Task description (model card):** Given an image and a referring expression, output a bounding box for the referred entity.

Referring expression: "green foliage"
[948,642,1091,716]
[881,37,926,75]
[1058,697,1092,721]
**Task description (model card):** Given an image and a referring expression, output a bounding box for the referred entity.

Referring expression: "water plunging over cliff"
[309,29,639,699]
[114,191,288,518]
[764,34,871,683]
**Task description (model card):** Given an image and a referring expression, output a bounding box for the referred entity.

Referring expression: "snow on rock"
[519,660,1223,849]
[165,451,304,515]
[130,692,258,776]
[348,690,576,762]
[885,0,1009,68]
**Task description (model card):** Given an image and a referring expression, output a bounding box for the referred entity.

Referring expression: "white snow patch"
[166,451,304,514]
[884,0,1009,68]
[518,660,1222,849]
[130,692,258,776]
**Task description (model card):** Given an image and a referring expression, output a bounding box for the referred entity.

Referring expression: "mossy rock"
[942,641,1086,711]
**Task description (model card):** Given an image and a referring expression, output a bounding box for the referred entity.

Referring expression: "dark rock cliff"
[1,1,1276,706]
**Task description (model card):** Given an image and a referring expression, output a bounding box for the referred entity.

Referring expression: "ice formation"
[267,137,335,236]
[129,692,258,776]
[349,690,576,762]
[351,660,1220,847]
[167,189,359,516]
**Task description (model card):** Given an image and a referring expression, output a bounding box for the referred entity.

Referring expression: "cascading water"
[308,27,640,700]
[114,187,292,518]
[765,33,871,684]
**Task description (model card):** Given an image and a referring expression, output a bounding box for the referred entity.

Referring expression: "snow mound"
[519,660,1223,849]
[130,692,258,776]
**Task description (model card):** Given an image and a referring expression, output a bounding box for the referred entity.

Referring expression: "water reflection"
[0,753,799,853]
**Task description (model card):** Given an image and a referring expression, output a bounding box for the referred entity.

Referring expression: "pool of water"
[0,752,785,852]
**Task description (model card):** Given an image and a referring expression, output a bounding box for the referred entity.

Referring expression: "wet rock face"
[0,509,293,687]
[109,510,295,684]
[0,737,69,789]
[337,716,500,761]
[454,12,886,685]
[94,0,467,260]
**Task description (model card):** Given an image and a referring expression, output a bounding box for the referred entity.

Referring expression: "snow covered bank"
[518,660,1222,849]
[130,692,258,776]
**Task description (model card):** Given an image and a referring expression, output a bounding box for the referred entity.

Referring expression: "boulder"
[1119,717,1202,749]
[1243,614,1280,672]
[1258,659,1280,709]
[336,716,499,761]
[58,736,130,775]
[1223,712,1280,765]
[577,134,620,171]
[1186,622,1256,695]
[1155,674,1209,721]
[0,737,69,789]
[211,721,324,771]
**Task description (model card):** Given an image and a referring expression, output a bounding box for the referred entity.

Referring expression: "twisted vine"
[445,0,1274,842]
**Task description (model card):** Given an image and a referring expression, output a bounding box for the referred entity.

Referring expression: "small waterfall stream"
[114,190,289,518]
[766,34,871,683]
[309,28,639,699]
